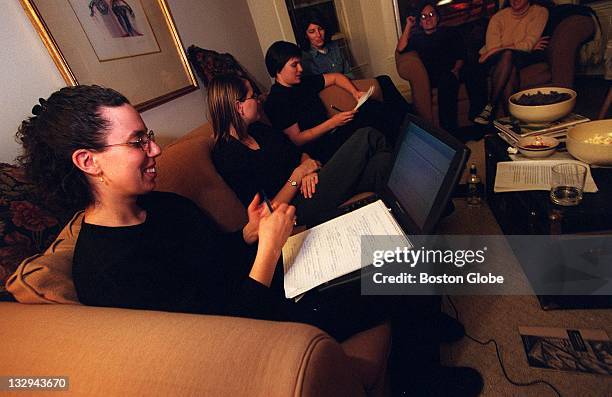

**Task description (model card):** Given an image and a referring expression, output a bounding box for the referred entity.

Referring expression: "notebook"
[282,114,470,298]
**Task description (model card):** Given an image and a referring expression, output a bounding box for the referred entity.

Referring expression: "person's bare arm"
[323,73,363,102]
[282,110,355,146]
[396,16,417,53]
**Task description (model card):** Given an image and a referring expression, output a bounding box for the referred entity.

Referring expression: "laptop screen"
[384,115,469,234]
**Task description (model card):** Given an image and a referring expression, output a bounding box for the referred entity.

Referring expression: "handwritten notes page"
[353,85,375,111]
[494,159,598,193]
[282,200,409,299]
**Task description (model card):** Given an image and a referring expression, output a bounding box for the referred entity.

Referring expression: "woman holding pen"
[263,41,408,163]
[210,74,392,226]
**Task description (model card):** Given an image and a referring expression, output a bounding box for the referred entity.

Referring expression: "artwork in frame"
[20,0,197,111]
[69,0,160,61]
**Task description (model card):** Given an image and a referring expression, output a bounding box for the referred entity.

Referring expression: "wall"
[246,0,295,79]
[245,0,407,93]
[0,0,269,163]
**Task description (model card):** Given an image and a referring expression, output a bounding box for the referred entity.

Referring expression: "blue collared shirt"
[301,41,355,79]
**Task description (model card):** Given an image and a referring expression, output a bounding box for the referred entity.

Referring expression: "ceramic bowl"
[509,87,576,124]
[516,135,560,158]
[566,120,612,166]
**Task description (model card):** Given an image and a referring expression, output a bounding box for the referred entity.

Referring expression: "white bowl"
[509,87,576,123]
[566,120,612,166]
[516,135,559,158]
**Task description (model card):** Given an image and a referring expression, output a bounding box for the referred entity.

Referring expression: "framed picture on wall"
[20,0,197,111]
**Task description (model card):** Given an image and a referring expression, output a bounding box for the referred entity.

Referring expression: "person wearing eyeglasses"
[396,2,486,134]
[210,74,392,226]
[16,85,295,317]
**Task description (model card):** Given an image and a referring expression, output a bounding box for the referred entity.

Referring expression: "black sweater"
[72,192,280,318]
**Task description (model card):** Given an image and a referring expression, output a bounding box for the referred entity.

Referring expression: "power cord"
[445,296,563,397]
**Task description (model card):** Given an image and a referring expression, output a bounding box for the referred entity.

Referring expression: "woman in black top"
[211,74,392,226]
[15,85,295,317]
[264,41,408,163]
[16,85,482,396]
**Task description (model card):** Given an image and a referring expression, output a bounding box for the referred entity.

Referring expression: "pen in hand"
[259,189,274,213]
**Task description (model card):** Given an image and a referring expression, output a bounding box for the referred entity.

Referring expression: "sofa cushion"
[5,211,83,304]
[0,163,62,292]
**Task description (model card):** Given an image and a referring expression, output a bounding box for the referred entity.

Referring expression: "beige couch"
[2,80,392,396]
[396,14,595,127]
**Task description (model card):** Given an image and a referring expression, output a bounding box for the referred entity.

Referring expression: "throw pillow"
[5,211,83,304]
[186,45,262,94]
[0,163,62,292]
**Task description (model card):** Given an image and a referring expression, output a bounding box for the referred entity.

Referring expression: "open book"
[494,159,598,193]
[281,200,407,299]
[353,85,375,111]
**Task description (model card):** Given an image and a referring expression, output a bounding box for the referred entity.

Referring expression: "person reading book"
[264,41,408,163]
[211,74,392,226]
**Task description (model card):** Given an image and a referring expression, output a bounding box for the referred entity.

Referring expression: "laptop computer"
[286,114,470,296]
[313,113,470,234]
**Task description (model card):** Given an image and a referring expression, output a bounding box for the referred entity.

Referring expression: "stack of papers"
[494,159,598,193]
[494,113,590,144]
[281,200,407,299]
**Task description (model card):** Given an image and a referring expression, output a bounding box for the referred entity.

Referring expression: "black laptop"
[312,114,470,291]
[314,113,470,234]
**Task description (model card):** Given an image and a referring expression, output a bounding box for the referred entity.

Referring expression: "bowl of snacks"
[516,135,560,158]
[566,120,612,166]
[509,87,576,123]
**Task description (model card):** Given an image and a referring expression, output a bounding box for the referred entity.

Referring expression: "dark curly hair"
[15,85,129,212]
[265,41,302,78]
[298,11,331,51]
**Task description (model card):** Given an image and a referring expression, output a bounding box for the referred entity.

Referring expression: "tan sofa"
[2,80,392,396]
[396,14,595,127]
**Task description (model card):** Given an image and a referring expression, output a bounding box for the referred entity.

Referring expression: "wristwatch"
[288,179,298,187]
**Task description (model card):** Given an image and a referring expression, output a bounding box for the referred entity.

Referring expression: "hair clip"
[31,98,47,116]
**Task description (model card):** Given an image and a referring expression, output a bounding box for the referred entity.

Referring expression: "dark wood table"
[485,134,612,235]
[485,134,612,309]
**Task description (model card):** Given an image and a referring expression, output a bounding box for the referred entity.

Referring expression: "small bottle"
[467,163,482,207]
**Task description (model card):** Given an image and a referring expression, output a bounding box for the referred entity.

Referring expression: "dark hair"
[208,74,249,142]
[418,1,440,20]
[265,41,302,77]
[15,85,129,211]
[298,12,330,50]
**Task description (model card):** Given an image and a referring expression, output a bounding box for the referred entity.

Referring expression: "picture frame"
[20,0,197,111]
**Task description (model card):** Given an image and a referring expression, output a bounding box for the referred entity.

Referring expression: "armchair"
[396,14,595,127]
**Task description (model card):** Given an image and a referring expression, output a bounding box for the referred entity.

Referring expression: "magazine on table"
[493,113,590,141]
[519,326,612,375]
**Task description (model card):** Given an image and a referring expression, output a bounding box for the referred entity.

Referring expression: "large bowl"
[508,87,576,123]
[516,135,559,158]
[566,120,612,166]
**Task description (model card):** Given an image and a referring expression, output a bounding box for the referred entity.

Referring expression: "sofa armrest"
[395,50,433,122]
[0,302,365,397]
[318,79,382,118]
[548,14,595,88]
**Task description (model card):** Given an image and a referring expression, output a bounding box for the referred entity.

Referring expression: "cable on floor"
[445,296,563,397]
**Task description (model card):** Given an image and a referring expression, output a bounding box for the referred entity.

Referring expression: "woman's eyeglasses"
[240,93,259,102]
[420,11,436,19]
[102,130,156,152]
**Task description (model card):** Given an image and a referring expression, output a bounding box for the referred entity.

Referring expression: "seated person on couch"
[211,74,392,226]
[474,0,549,124]
[298,12,411,120]
[16,85,482,396]
[264,41,409,163]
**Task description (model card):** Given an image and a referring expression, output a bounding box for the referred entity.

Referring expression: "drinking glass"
[550,163,587,206]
